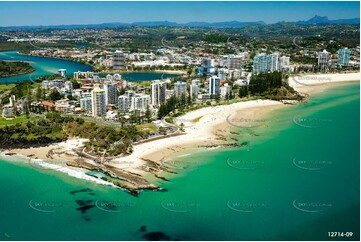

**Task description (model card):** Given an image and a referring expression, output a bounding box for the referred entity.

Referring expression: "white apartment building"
[190,84,199,99]
[220,84,232,98]
[103,81,118,105]
[253,53,279,74]
[208,76,221,95]
[80,92,92,112]
[318,49,331,71]
[279,56,290,69]
[130,93,150,112]
[174,81,187,98]
[151,80,166,107]
[73,71,94,80]
[64,81,73,92]
[191,79,201,86]
[91,88,106,117]
[118,95,130,114]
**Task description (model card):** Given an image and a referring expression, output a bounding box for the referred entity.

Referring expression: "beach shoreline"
[129,72,360,167]
[151,69,186,74]
[288,72,360,94]
[1,72,359,193]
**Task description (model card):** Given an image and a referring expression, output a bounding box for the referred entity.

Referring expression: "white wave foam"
[0,152,115,187]
[204,146,224,150]
[37,161,116,187]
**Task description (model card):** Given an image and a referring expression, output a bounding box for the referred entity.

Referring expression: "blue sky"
[0,1,359,26]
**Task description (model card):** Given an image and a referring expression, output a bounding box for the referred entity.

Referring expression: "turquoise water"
[0,51,180,83]
[0,50,93,83]
[0,82,359,240]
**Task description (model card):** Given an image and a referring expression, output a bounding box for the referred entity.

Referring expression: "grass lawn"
[0,115,40,126]
[31,82,42,89]
[136,123,158,133]
[0,84,16,92]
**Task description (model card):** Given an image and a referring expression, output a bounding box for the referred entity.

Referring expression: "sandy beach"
[114,72,360,172]
[2,139,88,162]
[1,72,359,191]
[111,99,284,173]
[288,72,360,94]
[153,69,187,74]
[0,99,286,191]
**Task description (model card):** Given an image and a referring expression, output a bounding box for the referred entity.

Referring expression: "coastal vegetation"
[0,40,74,51]
[248,71,301,100]
[0,61,35,77]
[0,114,65,148]
[0,111,147,156]
[157,95,181,119]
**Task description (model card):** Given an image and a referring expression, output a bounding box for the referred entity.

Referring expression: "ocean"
[0,82,359,240]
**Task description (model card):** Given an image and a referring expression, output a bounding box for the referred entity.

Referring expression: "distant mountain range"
[0,21,267,29]
[130,20,267,28]
[296,15,360,25]
[0,16,359,29]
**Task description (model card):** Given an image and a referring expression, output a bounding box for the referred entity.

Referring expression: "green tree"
[238,86,248,98]
[22,89,32,116]
[35,87,42,100]
[49,89,64,101]
[145,105,152,123]
[215,92,220,103]
[71,80,81,89]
